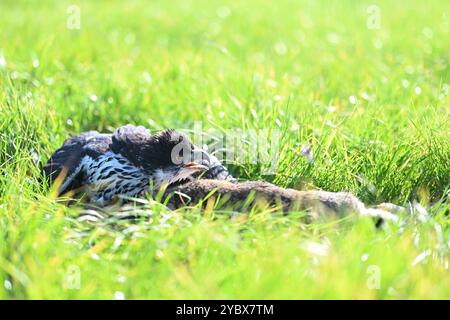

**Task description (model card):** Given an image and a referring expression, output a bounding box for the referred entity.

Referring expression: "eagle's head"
[145,129,233,188]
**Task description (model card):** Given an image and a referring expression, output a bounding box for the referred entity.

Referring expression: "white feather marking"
[83,152,149,204]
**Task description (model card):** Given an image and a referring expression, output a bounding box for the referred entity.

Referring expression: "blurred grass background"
[0,0,449,299]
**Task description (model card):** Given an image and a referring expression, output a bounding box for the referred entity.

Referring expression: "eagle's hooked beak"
[183,161,209,171]
[166,160,209,187]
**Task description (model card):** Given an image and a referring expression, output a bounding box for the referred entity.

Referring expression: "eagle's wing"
[43,131,111,194]
[110,125,155,168]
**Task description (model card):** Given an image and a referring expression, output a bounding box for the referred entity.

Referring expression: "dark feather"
[110,125,152,168]
[43,131,111,194]
[111,125,193,171]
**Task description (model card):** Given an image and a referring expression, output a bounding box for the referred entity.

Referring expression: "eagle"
[43,125,234,205]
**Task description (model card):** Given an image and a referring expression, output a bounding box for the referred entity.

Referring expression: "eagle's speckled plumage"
[43,125,234,205]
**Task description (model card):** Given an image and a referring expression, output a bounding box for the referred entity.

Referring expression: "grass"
[0,0,449,299]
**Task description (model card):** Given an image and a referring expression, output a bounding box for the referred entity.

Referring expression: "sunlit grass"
[0,0,449,299]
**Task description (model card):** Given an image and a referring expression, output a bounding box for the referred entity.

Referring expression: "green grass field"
[0,0,449,299]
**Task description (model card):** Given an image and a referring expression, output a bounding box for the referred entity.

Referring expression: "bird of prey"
[43,125,234,205]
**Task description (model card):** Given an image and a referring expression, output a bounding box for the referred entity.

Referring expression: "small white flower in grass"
[117,275,127,283]
[414,86,422,95]
[360,92,370,101]
[142,71,152,84]
[303,241,329,257]
[388,287,398,296]
[4,280,12,291]
[32,57,40,68]
[89,94,98,102]
[274,95,281,101]
[0,55,6,68]
[325,120,336,128]
[349,95,357,105]
[361,253,369,262]
[401,79,410,88]
[31,151,40,165]
[114,291,125,300]
[312,256,319,266]
[44,77,55,85]
[373,39,383,49]
[326,32,340,45]
[91,253,100,260]
[328,105,336,113]
[274,41,287,55]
